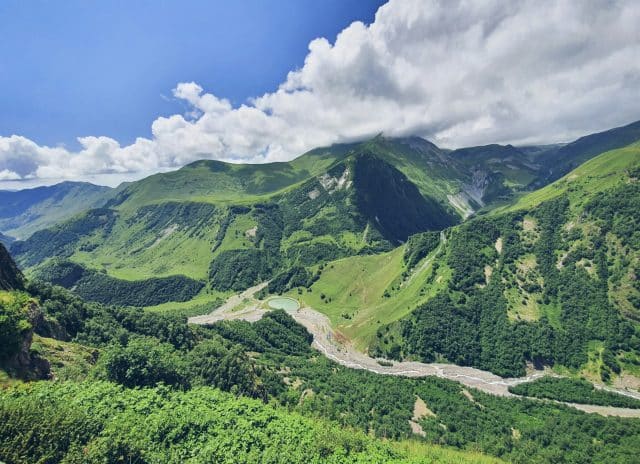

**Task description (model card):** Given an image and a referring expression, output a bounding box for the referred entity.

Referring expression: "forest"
[2,280,640,463]
[375,188,640,378]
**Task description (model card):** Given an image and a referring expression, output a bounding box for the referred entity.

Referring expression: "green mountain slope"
[0,181,112,239]
[285,232,448,350]
[501,141,640,212]
[1,120,637,244]
[11,150,458,305]
[534,119,640,186]
[100,134,552,219]
[8,121,640,308]
[297,141,640,381]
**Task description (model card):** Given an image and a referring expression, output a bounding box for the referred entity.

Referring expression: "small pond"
[267,297,300,311]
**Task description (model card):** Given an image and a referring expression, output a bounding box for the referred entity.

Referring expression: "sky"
[1,0,639,189]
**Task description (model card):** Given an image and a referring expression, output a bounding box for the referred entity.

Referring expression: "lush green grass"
[30,335,97,381]
[107,152,341,212]
[212,213,258,257]
[290,241,450,350]
[392,440,504,463]
[143,287,229,316]
[70,205,222,281]
[499,142,640,213]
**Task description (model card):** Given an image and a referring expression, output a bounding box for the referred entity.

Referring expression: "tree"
[100,336,187,388]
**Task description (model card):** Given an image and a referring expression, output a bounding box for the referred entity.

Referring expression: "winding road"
[189,285,640,418]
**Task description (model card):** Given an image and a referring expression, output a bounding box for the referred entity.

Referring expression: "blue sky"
[0,0,384,148]
[0,0,638,188]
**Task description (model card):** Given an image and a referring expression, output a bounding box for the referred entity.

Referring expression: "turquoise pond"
[267,297,300,311]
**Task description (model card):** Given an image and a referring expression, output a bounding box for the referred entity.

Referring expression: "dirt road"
[189,289,640,418]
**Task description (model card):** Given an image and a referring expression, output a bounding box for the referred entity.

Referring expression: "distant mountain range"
[0,181,113,239]
[2,118,640,464]
[3,118,640,310]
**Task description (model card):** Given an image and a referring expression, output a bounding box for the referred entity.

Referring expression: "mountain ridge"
[0,181,113,239]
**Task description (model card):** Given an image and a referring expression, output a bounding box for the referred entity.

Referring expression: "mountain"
[9,121,640,308]
[10,140,466,306]
[0,181,112,239]
[296,141,640,380]
[533,119,640,187]
[13,153,458,306]
[4,120,637,243]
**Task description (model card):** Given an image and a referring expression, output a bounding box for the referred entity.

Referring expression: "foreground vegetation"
[2,381,450,464]
[2,276,640,463]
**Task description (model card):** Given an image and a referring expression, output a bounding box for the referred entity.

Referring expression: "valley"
[3,3,640,462]
[2,119,640,463]
[189,283,640,417]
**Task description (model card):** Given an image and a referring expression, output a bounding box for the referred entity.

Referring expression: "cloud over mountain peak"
[1,0,639,186]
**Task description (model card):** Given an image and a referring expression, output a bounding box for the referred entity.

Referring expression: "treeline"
[33,260,203,306]
[403,231,440,269]
[11,208,117,267]
[510,377,640,409]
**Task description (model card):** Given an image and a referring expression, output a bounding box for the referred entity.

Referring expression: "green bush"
[0,381,401,464]
[0,294,31,360]
[99,336,187,388]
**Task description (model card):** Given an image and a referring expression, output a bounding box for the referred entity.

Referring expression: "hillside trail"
[189,283,640,418]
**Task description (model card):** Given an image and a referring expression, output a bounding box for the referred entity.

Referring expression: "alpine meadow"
[1,1,640,463]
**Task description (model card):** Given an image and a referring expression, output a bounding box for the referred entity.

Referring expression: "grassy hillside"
[12,151,458,306]
[535,119,640,186]
[287,141,640,381]
[288,233,449,350]
[500,142,640,212]
[0,181,112,239]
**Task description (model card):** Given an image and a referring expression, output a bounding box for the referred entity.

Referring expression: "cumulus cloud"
[1,0,639,186]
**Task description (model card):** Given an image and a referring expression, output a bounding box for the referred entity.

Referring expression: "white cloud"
[1,0,639,186]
